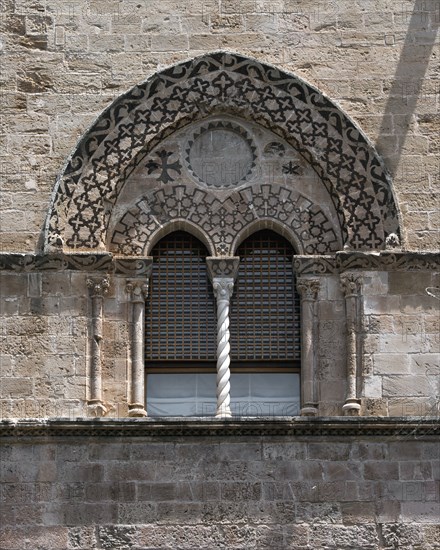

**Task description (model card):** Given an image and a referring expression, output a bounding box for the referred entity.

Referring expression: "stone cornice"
[0,253,153,275]
[0,417,438,438]
[0,252,438,275]
[293,251,440,275]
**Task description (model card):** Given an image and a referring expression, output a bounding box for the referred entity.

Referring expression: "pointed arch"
[231,218,302,256]
[145,220,216,257]
[43,51,400,253]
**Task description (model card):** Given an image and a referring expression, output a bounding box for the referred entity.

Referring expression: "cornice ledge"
[0,253,152,276]
[336,251,440,272]
[1,252,438,275]
[294,251,440,274]
[0,417,438,438]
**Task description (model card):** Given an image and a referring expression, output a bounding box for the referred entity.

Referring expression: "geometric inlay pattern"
[44,52,400,254]
[110,183,341,256]
[145,149,182,184]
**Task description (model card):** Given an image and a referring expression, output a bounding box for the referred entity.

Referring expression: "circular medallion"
[185,121,257,188]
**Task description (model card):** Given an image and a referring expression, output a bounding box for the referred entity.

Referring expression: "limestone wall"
[0,433,438,549]
[1,0,439,252]
[362,270,440,417]
[1,2,439,548]
[1,1,438,419]
[1,264,438,418]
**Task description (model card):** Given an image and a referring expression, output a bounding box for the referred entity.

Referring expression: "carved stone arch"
[109,182,341,257]
[231,218,303,255]
[145,220,216,257]
[43,51,401,253]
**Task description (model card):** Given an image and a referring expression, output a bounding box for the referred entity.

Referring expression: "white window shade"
[147,373,300,417]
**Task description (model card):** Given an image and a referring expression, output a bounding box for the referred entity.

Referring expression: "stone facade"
[1,0,439,548]
[1,421,439,550]
[1,0,439,252]
[1,253,438,420]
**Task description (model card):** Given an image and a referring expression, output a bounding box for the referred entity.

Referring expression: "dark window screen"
[146,232,216,363]
[230,230,300,366]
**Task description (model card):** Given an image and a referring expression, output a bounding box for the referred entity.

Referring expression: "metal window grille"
[230,230,300,368]
[146,232,216,365]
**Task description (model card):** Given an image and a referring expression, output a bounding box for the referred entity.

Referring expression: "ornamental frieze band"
[1,252,438,273]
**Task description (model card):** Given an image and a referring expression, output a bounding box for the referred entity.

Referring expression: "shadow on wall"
[376,1,439,176]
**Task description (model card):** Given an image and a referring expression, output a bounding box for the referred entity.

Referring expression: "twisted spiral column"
[213,278,234,418]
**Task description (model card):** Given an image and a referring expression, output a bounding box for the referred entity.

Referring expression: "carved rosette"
[385,233,401,249]
[86,277,110,417]
[185,121,257,188]
[213,278,235,418]
[126,279,150,417]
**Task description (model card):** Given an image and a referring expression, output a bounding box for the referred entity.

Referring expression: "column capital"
[126,279,149,302]
[87,277,110,297]
[297,278,320,301]
[206,257,240,283]
[212,277,234,301]
[340,272,363,297]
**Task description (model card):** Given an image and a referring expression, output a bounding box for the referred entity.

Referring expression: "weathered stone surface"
[383,375,434,397]
[0,527,69,550]
[1,0,439,546]
[308,442,350,461]
[364,461,400,480]
[373,353,411,374]
[401,502,440,523]
[350,442,388,461]
[1,435,437,547]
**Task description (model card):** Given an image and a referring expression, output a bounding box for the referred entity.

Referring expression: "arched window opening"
[145,229,301,417]
[229,230,301,416]
[145,231,217,416]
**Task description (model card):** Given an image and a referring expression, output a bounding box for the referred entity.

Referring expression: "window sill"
[0,417,438,438]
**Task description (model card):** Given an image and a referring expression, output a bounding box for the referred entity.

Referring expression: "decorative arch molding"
[231,218,306,256]
[110,183,340,256]
[44,51,400,253]
[144,219,216,257]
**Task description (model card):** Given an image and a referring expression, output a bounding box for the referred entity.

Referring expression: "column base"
[128,404,148,417]
[300,405,319,417]
[342,400,361,416]
[88,400,108,417]
[215,406,232,418]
